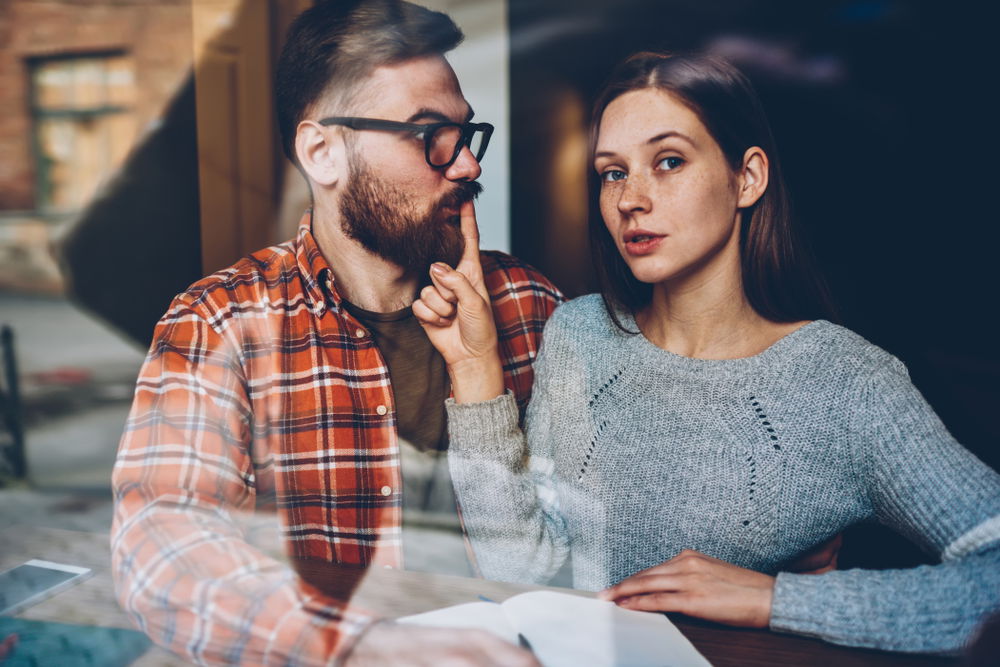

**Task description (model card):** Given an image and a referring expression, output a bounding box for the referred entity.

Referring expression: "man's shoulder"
[175,239,301,314]
[479,250,563,305]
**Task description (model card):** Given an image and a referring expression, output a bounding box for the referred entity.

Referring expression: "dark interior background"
[508,0,999,569]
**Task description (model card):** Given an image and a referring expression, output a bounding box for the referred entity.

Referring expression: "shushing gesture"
[413,201,505,403]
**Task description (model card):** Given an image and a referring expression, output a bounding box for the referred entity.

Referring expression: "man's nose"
[443,144,482,182]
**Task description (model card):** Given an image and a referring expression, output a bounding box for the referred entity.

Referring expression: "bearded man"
[110,1,560,665]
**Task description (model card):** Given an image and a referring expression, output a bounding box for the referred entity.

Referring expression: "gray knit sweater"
[445,294,1000,654]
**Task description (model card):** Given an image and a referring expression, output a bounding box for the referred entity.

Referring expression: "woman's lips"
[623,230,666,256]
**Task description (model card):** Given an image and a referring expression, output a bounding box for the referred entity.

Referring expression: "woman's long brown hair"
[589,52,838,331]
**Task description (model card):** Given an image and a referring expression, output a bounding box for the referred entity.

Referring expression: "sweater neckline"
[619,312,830,376]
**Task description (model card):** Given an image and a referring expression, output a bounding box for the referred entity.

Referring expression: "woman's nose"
[617,176,651,216]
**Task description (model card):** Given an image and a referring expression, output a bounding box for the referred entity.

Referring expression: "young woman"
[411,52,1000,654]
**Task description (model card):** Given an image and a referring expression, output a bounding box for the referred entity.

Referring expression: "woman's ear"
[295,120,345,188]
[737,146,769,209]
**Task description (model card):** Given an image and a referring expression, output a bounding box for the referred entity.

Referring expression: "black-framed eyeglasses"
[318,117,494,169]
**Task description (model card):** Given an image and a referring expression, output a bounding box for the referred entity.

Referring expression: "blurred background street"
[0,291,142,532]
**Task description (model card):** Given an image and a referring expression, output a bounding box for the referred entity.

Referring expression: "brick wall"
[0,0,192,210]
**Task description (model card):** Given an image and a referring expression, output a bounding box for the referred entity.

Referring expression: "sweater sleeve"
[445,314,577,585]
[770,359,1000,653]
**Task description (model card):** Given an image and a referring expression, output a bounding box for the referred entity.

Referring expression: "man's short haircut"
[275,0,464,163]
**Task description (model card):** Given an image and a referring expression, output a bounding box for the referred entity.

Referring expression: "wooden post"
[192,0,296,275]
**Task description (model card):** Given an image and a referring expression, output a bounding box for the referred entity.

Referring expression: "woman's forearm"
[770,544,1000,653]
[446,392,570,584]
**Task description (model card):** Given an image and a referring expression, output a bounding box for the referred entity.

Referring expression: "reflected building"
[0,0,192,294]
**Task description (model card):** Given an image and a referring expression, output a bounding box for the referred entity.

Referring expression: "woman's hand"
[598,549,775,628]
[412,201,505,403]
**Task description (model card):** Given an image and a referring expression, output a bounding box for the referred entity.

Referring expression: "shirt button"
[354,328,366,338]
[376,404,388,416]
[380,485,392,496]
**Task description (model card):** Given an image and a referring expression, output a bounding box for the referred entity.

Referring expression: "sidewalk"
[1,291,143,533]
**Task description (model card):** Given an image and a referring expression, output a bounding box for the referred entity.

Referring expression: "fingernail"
[430,263,449,275]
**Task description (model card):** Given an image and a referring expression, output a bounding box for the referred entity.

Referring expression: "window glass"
[30,55,136,212]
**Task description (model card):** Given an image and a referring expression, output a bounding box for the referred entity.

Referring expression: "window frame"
[26,50,133,212]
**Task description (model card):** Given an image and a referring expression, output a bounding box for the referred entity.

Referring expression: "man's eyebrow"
[594,130,696,160]
[406,106,475,123]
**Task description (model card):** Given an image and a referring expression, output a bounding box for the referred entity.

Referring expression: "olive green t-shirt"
[341,300,472,576]
[342,300,449,453]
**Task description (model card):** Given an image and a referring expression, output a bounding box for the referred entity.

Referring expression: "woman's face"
[594,88,752,287]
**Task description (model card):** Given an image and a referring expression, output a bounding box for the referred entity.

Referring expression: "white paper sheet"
[400,591,712,667]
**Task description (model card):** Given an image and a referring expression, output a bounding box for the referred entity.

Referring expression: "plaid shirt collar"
[294,209,343,318]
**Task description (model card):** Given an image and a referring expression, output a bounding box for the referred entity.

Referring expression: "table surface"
[2,526,959,667]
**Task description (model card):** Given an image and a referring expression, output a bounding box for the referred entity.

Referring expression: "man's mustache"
[439,180,483,210]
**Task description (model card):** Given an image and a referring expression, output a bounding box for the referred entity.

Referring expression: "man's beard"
[339,157,482,273]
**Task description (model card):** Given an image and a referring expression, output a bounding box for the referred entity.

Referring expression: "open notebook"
[400,590,711,667]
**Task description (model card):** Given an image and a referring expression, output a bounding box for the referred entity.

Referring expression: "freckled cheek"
[701,187,741,235]
[669,173,730,223]
[599,191,621,236]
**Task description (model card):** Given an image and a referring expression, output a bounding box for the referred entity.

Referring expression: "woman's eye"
[601,169,627,183]
[658,156,684,171]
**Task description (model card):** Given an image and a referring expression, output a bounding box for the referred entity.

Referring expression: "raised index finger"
[456,199,483,280]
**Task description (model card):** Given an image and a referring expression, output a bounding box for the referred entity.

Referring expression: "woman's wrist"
[448,355,505,404]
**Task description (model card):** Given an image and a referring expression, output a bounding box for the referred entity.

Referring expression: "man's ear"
[736,146,769,209]
[295,120,345,188]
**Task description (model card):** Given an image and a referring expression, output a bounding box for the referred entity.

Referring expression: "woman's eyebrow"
[647,130,695,147]
[595,130,697,159]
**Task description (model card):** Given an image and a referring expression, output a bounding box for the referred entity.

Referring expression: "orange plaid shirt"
[111,214,562,665]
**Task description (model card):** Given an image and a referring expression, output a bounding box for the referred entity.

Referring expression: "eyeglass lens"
[428,125,486,167]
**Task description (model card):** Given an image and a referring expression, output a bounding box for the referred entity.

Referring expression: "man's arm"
[111,296,373,666]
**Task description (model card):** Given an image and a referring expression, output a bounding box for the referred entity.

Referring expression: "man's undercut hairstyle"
[275,0,464,163]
